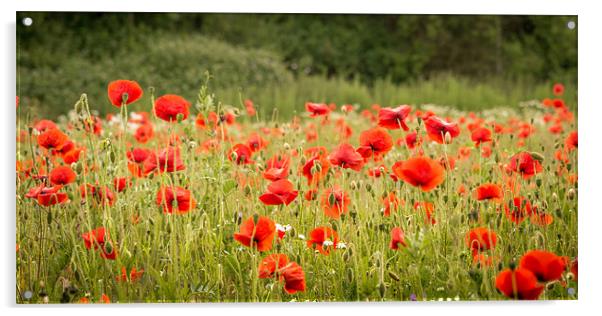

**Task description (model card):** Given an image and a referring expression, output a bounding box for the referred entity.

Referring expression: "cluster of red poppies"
[17,79,577,301]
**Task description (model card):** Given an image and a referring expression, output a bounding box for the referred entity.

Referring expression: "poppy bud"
[552,192,558,201]
[177,113,184,123]
[444,131,452,144]
[349,180,357,190]
[388,271,400,281]
[244,185,252,196]
[567,189,576,200]
[365,183,372,192]
[530,151,545,162]
[546,281,556,291]
[328,193,337,206]
[566,272,575,281]
[284,143,291,150]
[378,282,386,298]
[230,151,238,162]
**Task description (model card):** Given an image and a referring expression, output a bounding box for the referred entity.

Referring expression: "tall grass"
[216,74,577,120]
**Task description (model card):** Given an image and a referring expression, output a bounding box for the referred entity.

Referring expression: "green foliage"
[16,12,577,119]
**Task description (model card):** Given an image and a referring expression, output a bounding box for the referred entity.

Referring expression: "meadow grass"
[16,83,577,303]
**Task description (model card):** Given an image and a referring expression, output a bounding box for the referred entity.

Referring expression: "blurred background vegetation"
[17,12,577,119]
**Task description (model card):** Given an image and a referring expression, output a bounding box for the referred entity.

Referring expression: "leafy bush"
[18,34,292,117]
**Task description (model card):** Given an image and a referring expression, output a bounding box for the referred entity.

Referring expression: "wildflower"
[228,144,254,165]
[519,250,567,282]
[49,166,76,185]
[471,127,492,147]
[156,186,196,214]
[307,226,338,255]
[320,186,350,219]
[116,267,144,282]
[263,154,290,181]
[328,143,364,171]
[143,146,186,174]
[474,183,503,202]
[392,156,445,192]
[258,179,299,206]
[389,227,407,250]
[233,215,276,252]
[424,116,460,144]
[495,267,544,300]
[305,102,331,117]
[382,192,402,217]
[82,227,117,260]
[356,127,394,160]
[507,152,543,179]
[378,105,411,130]
[38,128,69,150]
[107,80,143,107]
[154,94,190,122]
[80,184,116,206]
[465,227,497,256]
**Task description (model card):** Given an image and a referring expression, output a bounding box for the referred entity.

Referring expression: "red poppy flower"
[263,154,290,181]
[530,212,554,226]
[134,124,154,143]
[143,147,185,174]
[307,226,338,255]
[368,165,388,178]
[519,250,567,282]
[82,227,117,260]
[320,186,350,219]
[392,156,445,192]
[553,83,564,96]
[154,94,190,122]
[38,128,69,150]
[113,177,131,193]
[247,133,269,152]
[80,184,117,206]
[565,131,577,152]
[116,267,144,282]
[424,116,460,144]
[279,262,306,294]
[304,188,318,201]
[33,119,58,133]
[328,143,364,171]
[107,80,143,107]
[475,183,503,202]
[127,147,151,177]
[378,105,411,130]
[305,102,331,117]
[414,201,436,225]
[258,254,290,279]
[356,127,393,160]
[382,192,401,217]
[234,215,276,252]
[49,166,76,185]
[244,99,257,116]
[465,227,497,256]
[495,268,544,300]
[504,197,535,224]
[28,184,69,206]
[389,227,407,250]
[507,152,543,179]
[404,131,421,149]
[259,179,299,206]
[156,186,196,214]
[301,152,330,186]
[471,127,492,147]
[228,144,254,165]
